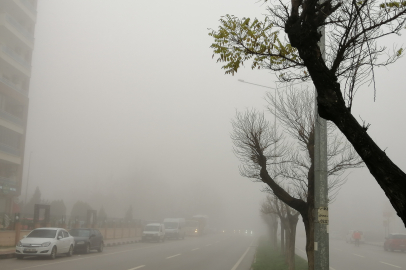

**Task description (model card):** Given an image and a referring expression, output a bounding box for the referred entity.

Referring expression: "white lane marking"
[166,253,181,259]
[128,266,146,270]
[330,267,336,270]
[13,246,157,270]
[352,253,364,258]
[380,261,401,268]
[206,244,212,246]
[191,248,199,251]
[231,240,254,270]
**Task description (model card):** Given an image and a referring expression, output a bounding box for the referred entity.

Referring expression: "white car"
[16,227,75,260]
[142,223,166,242]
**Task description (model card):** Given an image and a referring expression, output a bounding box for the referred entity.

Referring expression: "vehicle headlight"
[76,241,85,245]
[41,242,51,247]
[17,241,23,247]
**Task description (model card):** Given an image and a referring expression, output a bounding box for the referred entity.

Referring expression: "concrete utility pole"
[314,9,329,270]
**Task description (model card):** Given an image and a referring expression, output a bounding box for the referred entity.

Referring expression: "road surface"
[296,236,406,270]
[1,233,256,270]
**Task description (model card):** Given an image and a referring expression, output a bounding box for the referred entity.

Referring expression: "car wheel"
[97,242,104,252]
[49,246,56,260]
[85,243,90,254]
[66,245,73,257]
[16,255,24,260]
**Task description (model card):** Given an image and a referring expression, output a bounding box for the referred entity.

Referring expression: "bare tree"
[210,0,406,226]
[260,201,279,249]
[231,88,363,269]
[262,194,299,270]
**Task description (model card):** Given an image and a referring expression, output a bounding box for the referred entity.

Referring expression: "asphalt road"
[1,233,256,270]
[296,236,406,270]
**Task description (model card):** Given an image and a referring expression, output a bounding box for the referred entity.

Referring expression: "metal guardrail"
[0,76,28,96]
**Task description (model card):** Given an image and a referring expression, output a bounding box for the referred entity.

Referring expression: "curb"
[105,239,140,247]
[0,252,15,259]
[1,240,141,259]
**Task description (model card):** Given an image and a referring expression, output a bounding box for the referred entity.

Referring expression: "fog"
[22,0,405,238]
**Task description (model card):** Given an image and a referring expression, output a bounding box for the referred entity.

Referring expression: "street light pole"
[314,11,329,270]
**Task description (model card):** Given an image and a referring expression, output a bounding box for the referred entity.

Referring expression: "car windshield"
[164,222,178,229]
[144,225,159,231]
[27,229,57,238]
[69,229,90,237]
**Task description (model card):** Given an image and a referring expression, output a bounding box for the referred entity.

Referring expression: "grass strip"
[252,237,308,270]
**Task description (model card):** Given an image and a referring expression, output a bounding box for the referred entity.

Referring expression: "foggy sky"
[22,0,406,234]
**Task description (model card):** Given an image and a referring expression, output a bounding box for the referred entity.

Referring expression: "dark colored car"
[384,233,406,252]
[69,228,104,253]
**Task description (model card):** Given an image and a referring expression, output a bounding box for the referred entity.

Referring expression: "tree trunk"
[271,215,278,249]
[273,221,278,248]
[287,213,299,270]
[285,223,290,263]
[281,222,285,252]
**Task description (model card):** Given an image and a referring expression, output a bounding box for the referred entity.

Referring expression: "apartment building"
[0,0,37,221]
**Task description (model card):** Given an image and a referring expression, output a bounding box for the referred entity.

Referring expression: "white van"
[163,218,185,239]
[142,223,165,242]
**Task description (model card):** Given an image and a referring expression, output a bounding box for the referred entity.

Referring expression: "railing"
[20,0,37,15]
[5,15,34,41]
[0,76,28,96]
[0,142,20,156]
[0,110,24,126]
[1,45,31,69]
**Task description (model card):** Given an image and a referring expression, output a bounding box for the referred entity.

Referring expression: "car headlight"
[17,241,23,247]
[41,242,51,247]
[76,241,85,245]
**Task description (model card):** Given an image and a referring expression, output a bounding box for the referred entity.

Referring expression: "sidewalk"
[0,236,142,259]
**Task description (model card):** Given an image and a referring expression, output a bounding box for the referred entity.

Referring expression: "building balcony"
[0,76,28,96]
[0,142,20,156]
[0,14,34,48]
[0,109,24,126]
[5,14,34,40]
[19,0,37,16]
[0,45,31,76]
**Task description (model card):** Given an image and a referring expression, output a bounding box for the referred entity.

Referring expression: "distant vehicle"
[384,233,406,252]
[192,215,209,236]
[69,228,104,253]
[15,227,74,260]
[345,230,365,244]
[163,218,185,239]
[185,219,199,236]
[142,223,165,242]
